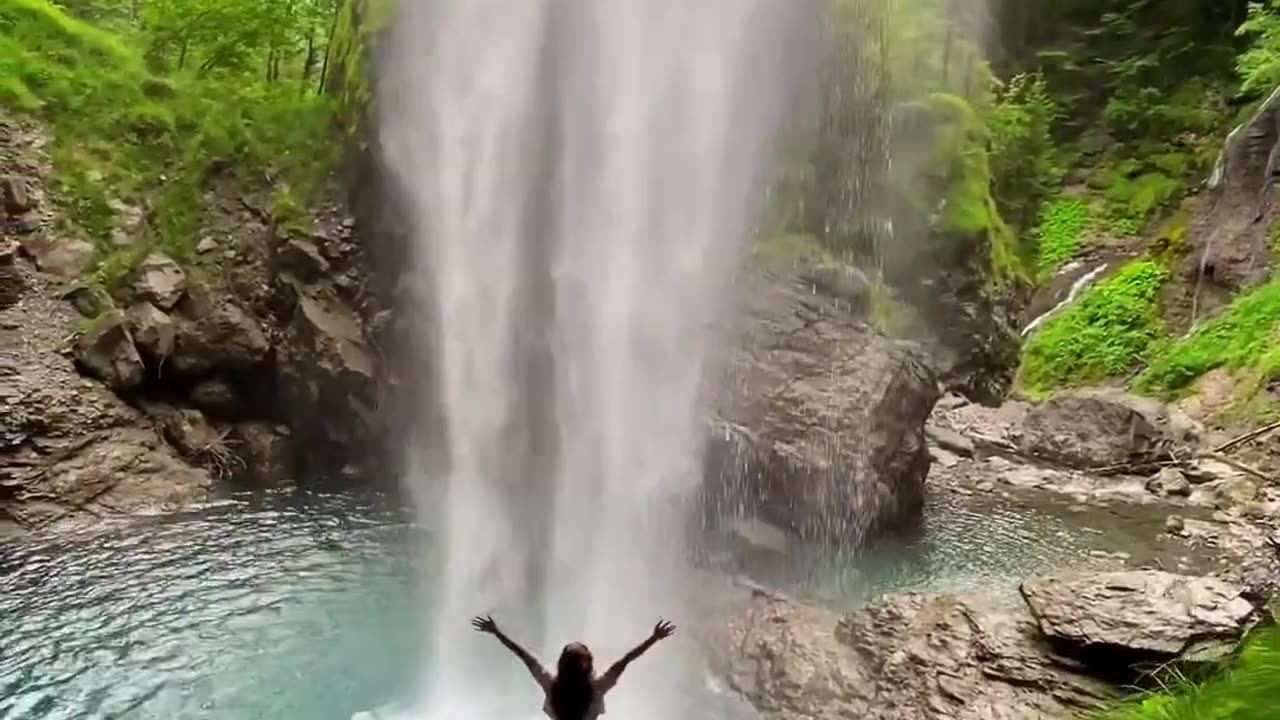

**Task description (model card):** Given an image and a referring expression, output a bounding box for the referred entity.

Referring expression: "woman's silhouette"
[471,614,676,720]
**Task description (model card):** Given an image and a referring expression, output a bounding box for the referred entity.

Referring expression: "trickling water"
[376,2,816,718]
[1021,263,1107,337]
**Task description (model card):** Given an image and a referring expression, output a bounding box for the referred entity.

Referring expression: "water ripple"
[0,491,419,720]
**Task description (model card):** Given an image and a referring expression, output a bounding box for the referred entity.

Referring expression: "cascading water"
[375,1,815,718]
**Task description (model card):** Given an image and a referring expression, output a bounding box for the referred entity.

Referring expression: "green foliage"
[1136,276,1280,395]
[987,73,1064,232]
[1034,197,1093,277]
[1237,0,1280,97]
[1020,260,1168,393]
[1087,625,1280,720]
[0,0,340,276]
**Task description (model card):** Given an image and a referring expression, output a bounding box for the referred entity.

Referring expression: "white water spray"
[376,1,815,718]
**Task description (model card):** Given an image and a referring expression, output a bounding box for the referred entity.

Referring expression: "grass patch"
[1087,625,1280,720]
[1136,276,1280,397]
[0,0,338,279]
[1019,260,1168,394]
[1035,196,1093,277]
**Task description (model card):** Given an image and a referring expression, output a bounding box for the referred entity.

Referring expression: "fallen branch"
[1200,452,1274,484]
[1212,421,1280,455]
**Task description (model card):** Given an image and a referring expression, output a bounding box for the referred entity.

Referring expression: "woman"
[470,614,676,720]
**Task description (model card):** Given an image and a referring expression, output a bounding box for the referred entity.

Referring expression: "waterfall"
[375,1,816,718]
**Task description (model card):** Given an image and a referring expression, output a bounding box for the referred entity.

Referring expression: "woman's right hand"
[471,615,499,635]
[651,620,676,640]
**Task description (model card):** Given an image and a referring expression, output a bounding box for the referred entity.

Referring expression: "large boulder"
[720,592,1111,720]
[230,421,294,487]
[1019,388,1200,470]
[73,310,145,392]
[1020,570,1257,659]
[1,294,210,527]
[131,252,187,310]
[274,280,377,479]
[706,266,940,545]
[171,295,270,376]
[125,301,176,362]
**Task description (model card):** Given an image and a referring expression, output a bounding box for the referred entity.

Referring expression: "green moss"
[1034,196,1093,277]
[1087,625,1280,720]
[1020,260,1168,394]
[869,277,910,337]
[926,92,1027,284]
[751,233,836,269]
[0,0,338,281]
[1136,276,1280,396]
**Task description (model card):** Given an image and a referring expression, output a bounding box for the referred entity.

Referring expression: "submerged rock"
[1020,570,1256,659]
[73,311,145,392]
[706,265,940,545]
[230,421,294,487]
[1020,389,1200,470]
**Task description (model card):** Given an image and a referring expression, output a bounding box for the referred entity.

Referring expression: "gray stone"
[927,424,976,458]
[1146,467,1192,498]
[125,302,176,362]
[1020,570,1256,657]
[799,264,872,311]
[721,592,1111,720]
[12,212,40,234]
[32,239,93,277]
[172,301,269,375]
[158,408,221,459]
[196,237,220,254]
[705,266,939,545]
[230,422,294,487]
[73,311,145,391]
[189,377,240,418]
[61,284,114,318]
[276,237,330,282]
[1020,389,1200,470]
[1214,477,1259,509]
[1,175,34,215]
[131,252,187,309]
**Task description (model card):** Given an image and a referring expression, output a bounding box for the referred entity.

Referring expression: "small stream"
[0,485,1204,720]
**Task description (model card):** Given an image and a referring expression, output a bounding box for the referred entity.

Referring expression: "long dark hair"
[548,642,595,720]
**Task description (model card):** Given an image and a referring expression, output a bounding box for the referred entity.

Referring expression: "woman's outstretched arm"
[597,620,676,691]
[471,615,553,691]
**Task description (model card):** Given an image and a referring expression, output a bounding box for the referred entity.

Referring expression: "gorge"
[3,0,1280,719]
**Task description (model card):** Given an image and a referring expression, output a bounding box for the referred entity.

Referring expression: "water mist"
[376,1,816,717]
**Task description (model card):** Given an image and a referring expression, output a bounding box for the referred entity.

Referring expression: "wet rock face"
[1020,388,1201,470]
[229,421,294,487]
[889,227,1029,406]
[706,266,940,546]
[1020,570,1257,659]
